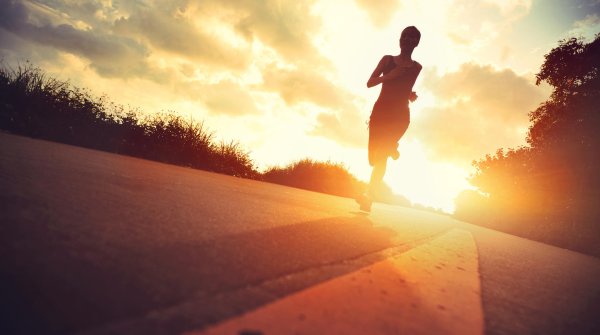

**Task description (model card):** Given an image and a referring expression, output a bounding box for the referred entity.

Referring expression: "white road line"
[187,228,484,335]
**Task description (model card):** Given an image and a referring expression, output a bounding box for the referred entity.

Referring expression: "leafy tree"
[456,34,600,256]
[529,34,600,154]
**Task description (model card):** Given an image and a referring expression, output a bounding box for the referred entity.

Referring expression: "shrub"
[0,61,255,178]
[263,159,366,198]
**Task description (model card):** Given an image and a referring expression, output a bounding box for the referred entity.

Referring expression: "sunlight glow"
[10,0,572,213]
[385,141,472,213]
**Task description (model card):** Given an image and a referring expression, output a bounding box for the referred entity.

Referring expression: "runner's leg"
[369,158,387,198]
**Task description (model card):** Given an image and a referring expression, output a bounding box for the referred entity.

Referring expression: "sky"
[1,0,599,212]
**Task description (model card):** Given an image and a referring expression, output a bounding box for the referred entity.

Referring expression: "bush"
[454,35,600,257]
[0,61,415,206]
[263,159,366,198]
[0,61,256,178]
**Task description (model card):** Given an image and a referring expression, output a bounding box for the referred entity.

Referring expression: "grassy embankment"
[0,62,374,200]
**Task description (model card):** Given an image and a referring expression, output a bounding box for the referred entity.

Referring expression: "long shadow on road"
[1,214,434,335]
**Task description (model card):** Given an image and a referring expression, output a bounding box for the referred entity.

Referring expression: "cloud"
[113,5,250,70]
[258,63,367,147]
[354,0,401,28]
[309,108,367,147]
[30,0,120,27]
[1,0,329,76]
[260,64,351,108]
[220,0,326,66]
[0,0,333,120]
[0,0,151,77]
[565,14,600,40]
[481,0,532,15]
[411,63,547,163]
[445,0,532,49]
[500,45,511,62]
[448,32,471,46]
[196,80,260,116]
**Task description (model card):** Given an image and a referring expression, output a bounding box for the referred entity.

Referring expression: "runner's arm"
[408,63,423,103]
[367,56,412,88]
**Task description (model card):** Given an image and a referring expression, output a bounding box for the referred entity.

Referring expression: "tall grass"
[262,159,421,209]
[0,62,256,178]
[263,159,367,198]
[0,62,419,206]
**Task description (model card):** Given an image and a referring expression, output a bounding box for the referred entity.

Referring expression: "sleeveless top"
[372,55,420,118]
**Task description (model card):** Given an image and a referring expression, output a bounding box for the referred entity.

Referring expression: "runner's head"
[400,26,420,50]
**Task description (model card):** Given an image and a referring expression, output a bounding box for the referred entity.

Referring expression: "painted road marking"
[187,228,484,335]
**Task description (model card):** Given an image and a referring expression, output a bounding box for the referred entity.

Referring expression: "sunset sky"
[1,0,599,212]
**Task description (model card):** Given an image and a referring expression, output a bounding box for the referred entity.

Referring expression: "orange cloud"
[199,80,260,116]
[224,0,325,65]
[113,6,249,70]
[0,0,334,119]
[258,63,367,147]
[444,0,531,49]
[260,65,350,108]
[309,110,367,148]
[411,63,548,163]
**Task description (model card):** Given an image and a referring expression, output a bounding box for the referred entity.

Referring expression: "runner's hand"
[409,91,418,102]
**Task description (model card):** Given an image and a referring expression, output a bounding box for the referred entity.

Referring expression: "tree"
[455,34,600,256]
[528,34,600,151]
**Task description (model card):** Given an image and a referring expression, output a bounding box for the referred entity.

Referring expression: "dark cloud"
[0,0,332,119]
[1,0,327,78]
[0,0,150,77]
[34,0,118,27]
[110,0,328,68]
[0,0,29,30]
[122,0,327,68]
[411,63,547,163]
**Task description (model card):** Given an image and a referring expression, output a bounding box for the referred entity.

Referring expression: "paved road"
[1,132,599,335]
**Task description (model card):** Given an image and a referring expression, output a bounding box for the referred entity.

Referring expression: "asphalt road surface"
[1,132,599,335]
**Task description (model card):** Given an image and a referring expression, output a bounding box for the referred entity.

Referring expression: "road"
[1,132,599,335]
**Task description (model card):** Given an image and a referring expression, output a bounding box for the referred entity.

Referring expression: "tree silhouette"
[529,34,600,151]
[455,34,600,257]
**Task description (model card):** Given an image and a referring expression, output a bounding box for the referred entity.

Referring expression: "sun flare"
[2,0,594,212]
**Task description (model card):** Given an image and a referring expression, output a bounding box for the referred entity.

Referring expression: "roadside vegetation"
[454,35,600,257]
[0,62,375,200]
[263,159,366,198]
[0,62,257,178]
[0,61,431,210]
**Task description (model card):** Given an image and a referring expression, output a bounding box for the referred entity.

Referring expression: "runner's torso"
[373,55,420,117]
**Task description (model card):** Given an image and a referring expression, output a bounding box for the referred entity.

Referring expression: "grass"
[0,61,449,213]
[0,61,373,198]
[0,62,256,178]
[263,159,366,198]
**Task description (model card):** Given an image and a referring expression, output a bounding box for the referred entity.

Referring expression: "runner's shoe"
[355,193,373,212]
[391,143,400,160]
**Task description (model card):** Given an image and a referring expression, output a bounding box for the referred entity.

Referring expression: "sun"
[383,140,472,213]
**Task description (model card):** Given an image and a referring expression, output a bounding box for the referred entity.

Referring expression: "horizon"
[1,0,599,212]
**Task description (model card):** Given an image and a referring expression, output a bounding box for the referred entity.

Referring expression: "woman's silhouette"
[357,26,422,212]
